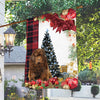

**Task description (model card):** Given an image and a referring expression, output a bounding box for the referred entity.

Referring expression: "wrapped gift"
[60,65,68,73]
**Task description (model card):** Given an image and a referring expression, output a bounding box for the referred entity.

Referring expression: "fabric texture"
[25,18,39,82]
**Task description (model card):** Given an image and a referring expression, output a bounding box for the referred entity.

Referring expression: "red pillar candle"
[89,61,92,69]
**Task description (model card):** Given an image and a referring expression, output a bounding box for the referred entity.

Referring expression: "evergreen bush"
[78,68,97,84]
[91,85,99,98]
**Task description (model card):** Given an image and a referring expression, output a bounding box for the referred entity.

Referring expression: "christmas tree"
[41,30,61,77]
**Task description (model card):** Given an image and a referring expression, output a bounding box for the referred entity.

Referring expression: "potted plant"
[91,85,99,98]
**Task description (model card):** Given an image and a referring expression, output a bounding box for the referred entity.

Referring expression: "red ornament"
[68,78,78,89]
[49,78,52,83]
[55,81,59,85]
[36,79,42,86]
[65,77,71,84]
[61,81,67,87]
[49,77,56,84]
[43,81,49,87]
[66,9,76,20]
[28,82,32,86]
[61,9,76,20]
[31,81,36,85]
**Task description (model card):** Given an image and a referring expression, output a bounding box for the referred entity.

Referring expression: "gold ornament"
[63,85,69,89]
[73,34,76,38]
[69,62,74,66]
[58,78,64,82]
[73,70,78,75]
[70,67,73,71]
[34,17,38,21]
[62,9,68,15]
[32,85,36,89]
[25,83,29,87]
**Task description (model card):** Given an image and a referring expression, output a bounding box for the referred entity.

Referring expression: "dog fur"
[28,48,52,81]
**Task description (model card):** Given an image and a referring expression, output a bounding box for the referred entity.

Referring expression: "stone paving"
[50,97,100,100]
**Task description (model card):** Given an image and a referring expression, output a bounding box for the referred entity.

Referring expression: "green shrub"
[91,85,99,98]
[78,68,97,84]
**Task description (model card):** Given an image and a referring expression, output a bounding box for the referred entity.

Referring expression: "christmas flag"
[25,9,78,90]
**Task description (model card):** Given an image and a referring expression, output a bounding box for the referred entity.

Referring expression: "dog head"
[30,48,48,65]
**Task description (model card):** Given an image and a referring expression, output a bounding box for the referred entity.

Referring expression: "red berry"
[40,86,43,89]
[43,81,49,87]
[36,79,42,86]
[69,34,71,36]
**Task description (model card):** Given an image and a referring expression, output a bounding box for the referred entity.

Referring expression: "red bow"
[43,13,76,33]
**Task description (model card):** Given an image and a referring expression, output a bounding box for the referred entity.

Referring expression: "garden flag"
[25,8,78,90]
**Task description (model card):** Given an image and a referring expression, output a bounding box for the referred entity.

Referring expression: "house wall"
[0,0,5,100]
[4,64,27,97]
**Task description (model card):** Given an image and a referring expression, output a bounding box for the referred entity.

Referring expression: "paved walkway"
[50,97,100,100]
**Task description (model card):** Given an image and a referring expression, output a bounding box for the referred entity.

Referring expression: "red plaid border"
[25,18,39,82]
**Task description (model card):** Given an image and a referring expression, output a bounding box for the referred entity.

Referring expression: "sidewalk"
[50,97,100,100]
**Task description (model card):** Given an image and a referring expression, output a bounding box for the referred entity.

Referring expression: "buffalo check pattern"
[25,18,39,82]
